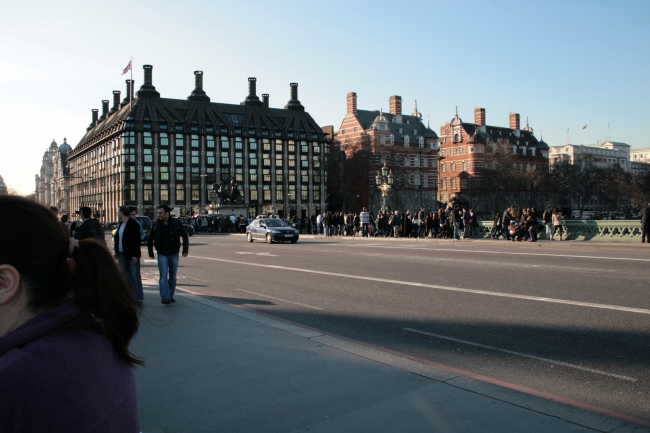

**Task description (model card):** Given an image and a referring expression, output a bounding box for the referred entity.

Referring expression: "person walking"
[417,207,426,238]
[641,203,650,243]
[114,206,144,305]
[391,210,401,238]
[551,207,564,241]
[359,207,370,237]
[492,212,502,239]
[148,205,189,305]
[469,208,479,239]
[543,206,553,241]
[74,206,106,245]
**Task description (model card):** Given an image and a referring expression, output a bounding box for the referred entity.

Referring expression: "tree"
[476,143,523,215]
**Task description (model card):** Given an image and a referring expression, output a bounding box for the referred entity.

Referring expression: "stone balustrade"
[477,220,645,242]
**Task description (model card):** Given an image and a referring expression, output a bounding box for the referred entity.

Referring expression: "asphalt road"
[140,234,650,421]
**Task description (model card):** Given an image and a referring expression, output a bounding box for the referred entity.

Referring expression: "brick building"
[334,93,439,212]
[67,65,330,221]
[438,108,549,214]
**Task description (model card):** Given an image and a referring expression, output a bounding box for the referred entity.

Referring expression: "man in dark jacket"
[148,205,189,304]
[114,206,143,304]
[641,203,650,243]
[74,207,106,244]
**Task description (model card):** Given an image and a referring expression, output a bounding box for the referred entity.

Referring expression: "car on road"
[180,218,194,236]
[247,218,299,243]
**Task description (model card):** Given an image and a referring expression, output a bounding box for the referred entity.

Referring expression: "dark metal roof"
[355,109,438,139]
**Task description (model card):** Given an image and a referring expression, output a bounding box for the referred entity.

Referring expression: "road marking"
[177,275,208,283]
[403,328,637,382]
[235,252,278,257]
[346,244,650,262]
[189,255,650,315]
[235,289,322,310]
[144,259,157,263]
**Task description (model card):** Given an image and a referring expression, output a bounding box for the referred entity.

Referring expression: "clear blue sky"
[1,0,648,194]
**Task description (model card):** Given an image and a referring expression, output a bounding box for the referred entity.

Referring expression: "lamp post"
[375,162,394,212]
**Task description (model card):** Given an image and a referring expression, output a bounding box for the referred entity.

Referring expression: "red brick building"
[438,108,549,214]
[334,93,439,212]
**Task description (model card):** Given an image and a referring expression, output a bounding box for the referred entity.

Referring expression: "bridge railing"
[476,220,644,242]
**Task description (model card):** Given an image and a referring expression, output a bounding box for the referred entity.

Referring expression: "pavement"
[132,281,650,433]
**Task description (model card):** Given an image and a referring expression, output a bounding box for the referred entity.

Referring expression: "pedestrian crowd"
[189,214,250,234]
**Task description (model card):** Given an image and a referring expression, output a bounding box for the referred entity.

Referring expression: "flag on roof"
[121,60,132,75]
[582,125,587,130]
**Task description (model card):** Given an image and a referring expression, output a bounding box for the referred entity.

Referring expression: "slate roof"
[72,78,327,155]
[355,109,438,139]
[459,123,546,149]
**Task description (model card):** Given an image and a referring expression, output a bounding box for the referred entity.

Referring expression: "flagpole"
[129,57,133,113]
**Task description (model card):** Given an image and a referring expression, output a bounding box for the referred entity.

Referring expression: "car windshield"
[261,219,288,227]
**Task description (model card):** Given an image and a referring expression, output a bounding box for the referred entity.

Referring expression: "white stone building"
[549,141,630,169]
[35,138,73,215]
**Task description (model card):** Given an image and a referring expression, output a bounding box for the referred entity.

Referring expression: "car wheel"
[247,232,254,242]
[290,238,298,244]
[266,233,273,244]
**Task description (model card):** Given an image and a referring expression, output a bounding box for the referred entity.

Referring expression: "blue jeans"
[453,223,460,239]
[118,253,144,302]
[157,253,179,300]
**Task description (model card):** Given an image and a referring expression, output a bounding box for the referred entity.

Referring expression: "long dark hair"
[0,196,142,366]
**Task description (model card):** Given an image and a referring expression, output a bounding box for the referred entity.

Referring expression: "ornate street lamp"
[375,163,394,212]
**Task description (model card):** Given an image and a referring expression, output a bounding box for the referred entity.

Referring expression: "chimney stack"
[262,94,269,108]
[111,91,121,113]
[91,109,99,125]
[389,95,402,116]
[347,92,357,114]
[188,71,210,102]
[122,80,134,106]
[100,100,109,120]
[242,77,262,106]
[136,65,160,98]
[284,83,304,112]
[509,113,520,130]
[474,108,485,126]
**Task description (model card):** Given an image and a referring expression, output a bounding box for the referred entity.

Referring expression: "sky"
[1,0,649,194]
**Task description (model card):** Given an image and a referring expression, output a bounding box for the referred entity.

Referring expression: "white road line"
[403,328,637,382]
[235,288,322,310]
[177,275,208,283]
[143,259,157,263]
[346,244,650,262]
[189,255,650,315]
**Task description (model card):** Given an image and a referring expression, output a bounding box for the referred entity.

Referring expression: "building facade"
[438,108,549,213]
[549,141,631,169]
[68,65,330,221]
[334,93,439,212]
[35,138,72,215]
[0,175,7,195]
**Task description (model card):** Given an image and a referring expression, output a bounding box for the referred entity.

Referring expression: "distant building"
[35,138,72,214]
[0,175,7,195]
[67,65,330,221]
[334,93,439,212]
[437,108,549,213]
[549,141,631,169]
[630,147,650,176]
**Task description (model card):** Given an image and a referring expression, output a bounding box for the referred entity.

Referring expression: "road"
[140,235,650,421]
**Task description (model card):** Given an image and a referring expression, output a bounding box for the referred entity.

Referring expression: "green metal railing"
[477,220,645,242]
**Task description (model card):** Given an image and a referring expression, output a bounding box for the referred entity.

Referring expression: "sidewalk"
[132,286,649,433]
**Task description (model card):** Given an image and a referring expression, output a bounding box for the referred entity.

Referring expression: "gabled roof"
[457,123,541,148]
[354,109,438,139]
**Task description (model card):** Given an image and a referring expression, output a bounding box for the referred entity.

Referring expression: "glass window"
[144,148,152,163]
[160,166,169,180]
[263,169,271,182]
[263,186,271,201]
[276,190,283,201]
[313,156,320,168]
[235,137,243,150]
[221,151,230,165]
[176,154,184,164]
[160,133,169,146]
[312,143,320,154]
[176,171,184,181]
[301,155,308,168]
[221,137,230,149]
[249,171,258,183]
[314,190,320,201]
[276,172,283,183]
[175,136,184,148]
[144,166,153,180]
[275,155,283,167]
[235,168,243,182]
[263,155,271,166]
[191,185,199,200]
[249,138,257,151]
[207,151,215,165]
[301,185,308,201]
[144,184,153,201]
[143,132,153,145]
[191,135,199,147]
[191,168,200,181]
[160,184,169,201]
[301,142,308,153]
[160,149,169,163]
[176,184,184,200]
[192,151,199,164]
[250,190,258,201]
[235,152,243,166]
[249,153,257,166]
[301,174,308,183]
[288,154,295,167]
[275,140,283,152]
[206,136,215,148]
[263,139,271,151]
[288,141,295,153]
